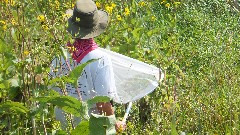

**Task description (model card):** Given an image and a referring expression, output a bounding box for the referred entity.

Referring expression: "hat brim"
[67,10,108,39]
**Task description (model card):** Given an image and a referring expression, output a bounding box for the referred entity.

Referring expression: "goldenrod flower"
[165,3,170,8]
[138,1,146,7]
[105,5,113,14]
[124,7,130,16]
[96,1,101,8]
[116,15,122,21]
[37,15,45,22]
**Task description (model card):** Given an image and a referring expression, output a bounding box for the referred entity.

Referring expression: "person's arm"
[96,102,114,116]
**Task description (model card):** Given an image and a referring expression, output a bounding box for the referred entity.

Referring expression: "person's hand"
[115,121,126,133]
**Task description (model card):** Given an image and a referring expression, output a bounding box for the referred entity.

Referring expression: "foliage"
[0,0,240,134]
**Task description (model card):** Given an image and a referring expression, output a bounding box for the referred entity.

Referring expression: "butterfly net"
[98,48,164,104]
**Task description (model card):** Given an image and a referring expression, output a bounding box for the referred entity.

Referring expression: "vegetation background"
[0,0,240,134]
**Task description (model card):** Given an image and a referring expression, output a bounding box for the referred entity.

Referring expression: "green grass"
[0,0,239,134]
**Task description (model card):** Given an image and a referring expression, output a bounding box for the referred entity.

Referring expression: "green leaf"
[55,130,67,135]
[60,46,68,60]
[34,65,43,74]
[89,113,116,135]
[87,96,110,108]
[9,79,19,87]
[0,83,6,89]
[68,59,97,87]
[0,101,29,114]
[34,95,86,117]
[171,122,178,135]
[71,121,89,135]
[147,28,161,36]
[49,96,82,117]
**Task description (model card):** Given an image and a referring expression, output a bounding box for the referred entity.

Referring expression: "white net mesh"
[98,48,164,103]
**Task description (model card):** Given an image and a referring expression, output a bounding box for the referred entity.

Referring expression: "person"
[49,0,126,133]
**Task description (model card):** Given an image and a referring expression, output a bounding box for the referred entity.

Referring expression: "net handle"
[122,102,132,123]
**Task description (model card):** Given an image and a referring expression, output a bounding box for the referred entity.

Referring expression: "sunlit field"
[0,0,240,134]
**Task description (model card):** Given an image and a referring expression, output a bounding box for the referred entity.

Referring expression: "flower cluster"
[105,3,116,14]
[3,0,15,6]
[37,15,49,31]
[160,0,181,9]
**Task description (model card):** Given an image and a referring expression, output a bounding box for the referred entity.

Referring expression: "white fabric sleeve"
[92,57,118,100]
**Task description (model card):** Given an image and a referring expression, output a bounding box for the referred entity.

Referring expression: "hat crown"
[75,0,97,14]
[72,0,98,28]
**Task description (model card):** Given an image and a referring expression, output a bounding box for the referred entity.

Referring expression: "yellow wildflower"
[111,3,116,8]
[24,51,29,56]
[174,2,181,5]
[41,25,49,30]
[165,3,170,8]
[124,7,130,16]
[174,1,181,7]
[95,1,101,8]
[138,1,146,7]
[3,25,7,30]
[160,0,166,4]
[62,13,71,21]
[55,0,60,10]
[116,15,122,21]
[37,15,45,22]
[11,19,16,25]
[105,5,113,14]
[151,16,156,21]
[10,0,15,6]
[0,20,6,25]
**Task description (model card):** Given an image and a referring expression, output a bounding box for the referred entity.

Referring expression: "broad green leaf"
[0,101,29,114]
[71,121,89,135]
[68,59,97,87]
[34,95,85,117]
[0,83,5,89]
[89,113,116,135]
[9,79,19,87]
[34,65,43,74]
[87,96,110,108]
[49,96,82,117]
[147,28,161,36]
[55,130,67,135]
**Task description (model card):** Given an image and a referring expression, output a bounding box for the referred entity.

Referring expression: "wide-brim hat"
[67,0,109,39]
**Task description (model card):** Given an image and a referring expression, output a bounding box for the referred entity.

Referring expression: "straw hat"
[67,0,109,39]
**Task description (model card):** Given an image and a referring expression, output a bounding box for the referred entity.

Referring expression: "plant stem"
[31,116,36,135]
